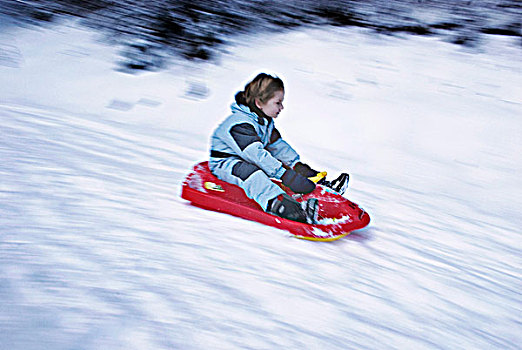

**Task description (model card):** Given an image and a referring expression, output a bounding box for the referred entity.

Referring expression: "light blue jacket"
[210,102,300,179]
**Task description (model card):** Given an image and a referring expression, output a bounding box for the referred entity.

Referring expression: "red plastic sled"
[181,162,370,241]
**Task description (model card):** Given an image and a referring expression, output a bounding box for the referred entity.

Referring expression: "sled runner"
[181,162,370,241]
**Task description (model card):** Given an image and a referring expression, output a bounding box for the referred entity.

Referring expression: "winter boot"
[268,193,307,223]
[303,197,319,224]
[319,173,349,195]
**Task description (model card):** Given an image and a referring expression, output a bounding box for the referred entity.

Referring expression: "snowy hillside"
[1,21,521,349]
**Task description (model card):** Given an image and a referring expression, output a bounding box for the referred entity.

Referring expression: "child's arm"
[225,123,287,179]
[265,127,300,168]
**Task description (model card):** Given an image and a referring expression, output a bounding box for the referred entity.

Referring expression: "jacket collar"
[234,91,273,126]
[231,100,272,126]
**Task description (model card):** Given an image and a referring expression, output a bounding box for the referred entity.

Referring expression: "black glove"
[281,169,316,194]
[293,162,319,178]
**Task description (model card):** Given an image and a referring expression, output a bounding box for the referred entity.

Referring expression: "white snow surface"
[1,21,521,350]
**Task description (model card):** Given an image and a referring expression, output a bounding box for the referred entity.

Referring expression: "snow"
[1,21,521,350]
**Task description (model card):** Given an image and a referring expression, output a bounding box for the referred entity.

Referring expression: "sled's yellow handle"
[309,171,327,183]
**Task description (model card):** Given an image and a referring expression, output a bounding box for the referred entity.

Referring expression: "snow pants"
[209,157,285,211]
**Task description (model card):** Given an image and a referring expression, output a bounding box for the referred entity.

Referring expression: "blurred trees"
[1,0,519,71]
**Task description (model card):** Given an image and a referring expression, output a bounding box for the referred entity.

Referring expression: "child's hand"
[281,169,316,194]
[293,162,319,177]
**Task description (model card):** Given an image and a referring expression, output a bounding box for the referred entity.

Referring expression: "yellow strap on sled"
[309,171,327,183]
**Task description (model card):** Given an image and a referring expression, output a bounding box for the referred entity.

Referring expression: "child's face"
[256,90,285,118]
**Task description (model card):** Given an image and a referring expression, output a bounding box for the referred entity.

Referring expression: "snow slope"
[1,21,521,349]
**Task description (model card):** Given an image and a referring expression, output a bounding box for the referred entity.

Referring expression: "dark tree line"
[1,0,520,71]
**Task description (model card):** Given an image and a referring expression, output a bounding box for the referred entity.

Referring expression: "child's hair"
[243,73,284,106]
